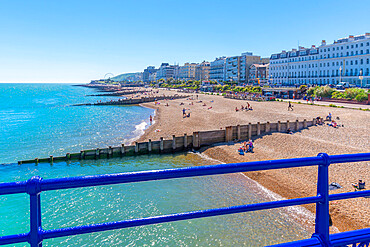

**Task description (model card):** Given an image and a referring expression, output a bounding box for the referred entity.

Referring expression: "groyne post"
[160,137,164,152]
[172,135,176,150]
[96,149,100,159]
[192,132,199,148]
[303,119,307,128]
[49,155,53,164]
[295,120,299,131]
[286,120,290,130]
[135,142,139,154]
[277,121,281,132]
[225,126,233,142]
[248,123,252,139]
[121,144,125,156]
[313,118,317,125]
[108,146,113,158]
[148,140,152,153]
[237,125,241,140]
[257,122,261,136]
[184,134,187,149]
[266,121,270,132]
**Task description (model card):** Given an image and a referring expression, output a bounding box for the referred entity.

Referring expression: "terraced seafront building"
[210,57,226,82]
[225,52,262,84]
[178,62,197,81]
[269,33,370,86]
[195,61,210,81]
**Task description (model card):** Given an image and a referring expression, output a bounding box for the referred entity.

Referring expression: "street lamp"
[359,69,363,87]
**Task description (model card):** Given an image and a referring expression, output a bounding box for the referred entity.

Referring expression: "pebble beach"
[135,88,369,233]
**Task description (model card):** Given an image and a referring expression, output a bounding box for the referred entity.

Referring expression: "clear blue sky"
[0,0,369,83]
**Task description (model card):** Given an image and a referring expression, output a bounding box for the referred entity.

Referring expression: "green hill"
[111,73,140,81]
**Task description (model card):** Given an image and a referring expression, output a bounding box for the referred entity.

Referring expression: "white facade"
[210,57,226,82]
[269,33,370,86]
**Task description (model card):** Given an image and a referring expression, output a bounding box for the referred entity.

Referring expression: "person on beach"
[326,112,332,121]
[352,180,366,191]
[149,115,153,125]
[182,108,186,117]
[246,139,253,152]
[288,101,293,111]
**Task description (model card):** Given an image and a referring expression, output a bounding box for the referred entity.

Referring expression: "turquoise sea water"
[0,83,153,164]
[0,84,311,246]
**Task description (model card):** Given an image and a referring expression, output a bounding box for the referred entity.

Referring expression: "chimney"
[349,35,354,38]
[311,45,316,48]
[321,40,326,45]
[282,50,286,53]
[365,33,370,36]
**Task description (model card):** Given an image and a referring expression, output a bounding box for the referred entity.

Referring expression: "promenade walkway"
[282,99,370,110]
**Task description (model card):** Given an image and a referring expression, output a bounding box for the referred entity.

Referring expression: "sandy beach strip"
[131,87,369,233]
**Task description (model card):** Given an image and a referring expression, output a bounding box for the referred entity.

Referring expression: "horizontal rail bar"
[41,196,321,240]
[329,190,370,201]
[1,153,368,195]
[0,233,28,245]
[0,181,27,196]
[32,153,370,192]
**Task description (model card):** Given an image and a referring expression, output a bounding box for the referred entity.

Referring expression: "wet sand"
[133,88,369,233]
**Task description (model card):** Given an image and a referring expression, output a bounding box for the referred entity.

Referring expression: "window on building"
[351,61,353,65]
[327,62,329,66]
[361,59,363,64]
[356,51,358,55]
[328,54,330,58]
[367,49,369,54]
[341,46,343,50]
[366,68,369,76]
[332,62,335,66]
[328,48,330,51]
[346,52,349,56]
[355,60,358,65]
[367,42,369,46]
[367,58,369,64]
[351,51,354,56]
[361,43,363,47]
[351,45,354,48]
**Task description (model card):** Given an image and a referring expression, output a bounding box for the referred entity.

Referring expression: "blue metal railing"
[0,153,369,247]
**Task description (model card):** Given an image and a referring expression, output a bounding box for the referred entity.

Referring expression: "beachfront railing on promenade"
[0,153,369,247]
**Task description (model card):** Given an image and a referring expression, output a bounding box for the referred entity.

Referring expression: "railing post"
[313,153,331,246]
[27,176,43,247]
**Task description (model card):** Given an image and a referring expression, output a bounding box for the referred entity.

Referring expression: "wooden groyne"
[87,90,150,97]
[18,119,317,164]
[74,95,188,106]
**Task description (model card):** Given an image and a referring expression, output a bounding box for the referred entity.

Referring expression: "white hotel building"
[269,33,370,86]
